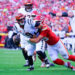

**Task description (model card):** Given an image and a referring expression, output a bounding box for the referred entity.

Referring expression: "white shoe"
[46,64,50,68]
[41,62,45,67]
[65,62,75,71]
[24,60,29,67]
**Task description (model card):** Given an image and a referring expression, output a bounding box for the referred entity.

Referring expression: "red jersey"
[40,25,59,45]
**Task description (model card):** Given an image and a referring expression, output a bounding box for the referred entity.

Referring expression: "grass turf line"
[0,48,75,75]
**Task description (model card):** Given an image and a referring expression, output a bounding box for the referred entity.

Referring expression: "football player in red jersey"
[26,16,75,71]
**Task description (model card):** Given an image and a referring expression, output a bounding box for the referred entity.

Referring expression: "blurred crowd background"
[0,0,75,49]
[0,0,75,33]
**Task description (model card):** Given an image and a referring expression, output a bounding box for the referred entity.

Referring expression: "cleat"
[41,65,45,68]
[24,60,29,67]
[67,62,75,71]
[24,64,29,67]
[50,63,55,66]
[27,67,34,71]
[41,62,45,67]
[44,59,52,68]
[72,67,75,71]
[46,64,50,68]
[67,62,72,69]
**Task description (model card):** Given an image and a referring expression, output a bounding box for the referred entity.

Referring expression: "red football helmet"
[34,15,42,21]
[31,11,38,17]
[33,15,42,27]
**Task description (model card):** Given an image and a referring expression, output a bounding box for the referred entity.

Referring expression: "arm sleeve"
[40,30,47,37]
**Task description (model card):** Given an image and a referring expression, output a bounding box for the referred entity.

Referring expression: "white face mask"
[26,9,32,12]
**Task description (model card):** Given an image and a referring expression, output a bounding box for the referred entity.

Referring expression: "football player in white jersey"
[17,2,37,71]
[14,13,30,67]
[18,2,37,15]
[17,2,54,70]
[14,13,37,71]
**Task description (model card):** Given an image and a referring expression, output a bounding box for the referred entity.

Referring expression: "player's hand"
[33,35,37,38]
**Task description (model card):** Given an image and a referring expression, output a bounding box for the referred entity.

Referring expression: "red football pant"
[53,58,64,65]
[68,55,75,61]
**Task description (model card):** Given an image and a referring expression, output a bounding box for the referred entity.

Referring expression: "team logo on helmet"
[16,13,25,21]
[15,13,25,26]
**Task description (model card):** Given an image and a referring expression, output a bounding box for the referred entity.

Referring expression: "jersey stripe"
[60,39,69,56]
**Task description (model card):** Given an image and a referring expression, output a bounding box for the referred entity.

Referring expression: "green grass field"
[0,48,75,75]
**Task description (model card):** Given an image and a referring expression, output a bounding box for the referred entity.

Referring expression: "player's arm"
[29,35,44,43]
[49,12,74,17]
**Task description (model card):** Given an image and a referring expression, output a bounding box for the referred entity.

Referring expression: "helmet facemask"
[25,5,33,12]
[17,18,25,26]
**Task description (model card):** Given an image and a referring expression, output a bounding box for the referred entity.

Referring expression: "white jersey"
[70,10,75,33]
[14,22,37,38]
[14,22,36,56]
[14,22,25,36]
[8,31,14,38]
[18,7,37,35]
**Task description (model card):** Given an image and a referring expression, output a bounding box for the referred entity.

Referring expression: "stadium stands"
[0,0,74,32]
[0,0,75,47]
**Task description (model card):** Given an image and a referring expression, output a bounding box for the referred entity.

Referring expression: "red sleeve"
[40,30,47,37]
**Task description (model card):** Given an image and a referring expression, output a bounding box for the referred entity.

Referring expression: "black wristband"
[62,12,68,17]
